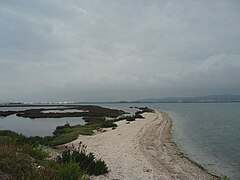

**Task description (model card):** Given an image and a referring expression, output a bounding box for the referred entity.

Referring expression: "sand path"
[64,111,218,180]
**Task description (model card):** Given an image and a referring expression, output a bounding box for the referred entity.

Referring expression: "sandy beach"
[64,111,219,180]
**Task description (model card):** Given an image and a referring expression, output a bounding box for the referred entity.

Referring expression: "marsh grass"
[50,121,117,146]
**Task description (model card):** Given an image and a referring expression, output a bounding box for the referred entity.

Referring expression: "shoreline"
[160,112,220,179]
[64,111,220,179]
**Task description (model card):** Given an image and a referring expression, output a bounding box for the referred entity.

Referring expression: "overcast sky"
[0,0,240,102]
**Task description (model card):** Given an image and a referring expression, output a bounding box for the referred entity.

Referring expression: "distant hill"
[136,95,240,103]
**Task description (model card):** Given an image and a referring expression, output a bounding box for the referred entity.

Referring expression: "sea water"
[101,103,240,179]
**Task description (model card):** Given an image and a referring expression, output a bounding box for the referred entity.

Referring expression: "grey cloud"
[0,0,240,102]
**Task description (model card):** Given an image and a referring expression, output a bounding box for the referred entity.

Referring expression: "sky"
[0,0,240,102]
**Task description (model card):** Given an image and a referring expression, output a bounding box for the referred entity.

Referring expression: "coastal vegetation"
[119,107,155,122]
[0,105,155,179]
[58,143,108,176]
[49,120,117,146]
[0,105,125,122]
[0,131,108,179]
[0,105,121,179]
[0,111,16,117]
[0,122,118,148]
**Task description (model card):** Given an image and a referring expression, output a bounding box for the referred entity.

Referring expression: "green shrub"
[0,140,57,179]
[57,143,108,176]
[90,158,108,175]
[134,113,144,119]
[0,137,105,179]
[116,116,127,121]
[61,149,71,164]
[0,130,24,139]
[100,120,117,128]
[125,116,136,121]
[135,111,143,115]
[138,107,155,113]
[58,161,82,180]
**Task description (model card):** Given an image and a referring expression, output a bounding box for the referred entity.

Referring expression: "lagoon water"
[0,103,240,179]
[0,106,85,136]
[101,103,240,179]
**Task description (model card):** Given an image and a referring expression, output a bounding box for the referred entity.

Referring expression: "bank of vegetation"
[0,132,108,179]
[121,107,155,122]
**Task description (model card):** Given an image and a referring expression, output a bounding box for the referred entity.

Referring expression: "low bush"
[58,161,82,180]
[124,111,146,121]
[138,107,155,113]
[0,139,58,179]
[57,143,108,176]
[100,120,117,128]
[0,136,108,179]
[125,116,136,121]
[134,114,143,119]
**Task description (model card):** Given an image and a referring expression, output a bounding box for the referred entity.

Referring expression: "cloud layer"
[0,0,240,101]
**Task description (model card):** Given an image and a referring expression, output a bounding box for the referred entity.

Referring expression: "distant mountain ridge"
[137,95,240,103]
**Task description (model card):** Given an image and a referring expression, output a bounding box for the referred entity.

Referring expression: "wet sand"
[64,111,219,180]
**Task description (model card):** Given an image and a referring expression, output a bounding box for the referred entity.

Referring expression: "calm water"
[0,107,85,136]
[100,103,240,179]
